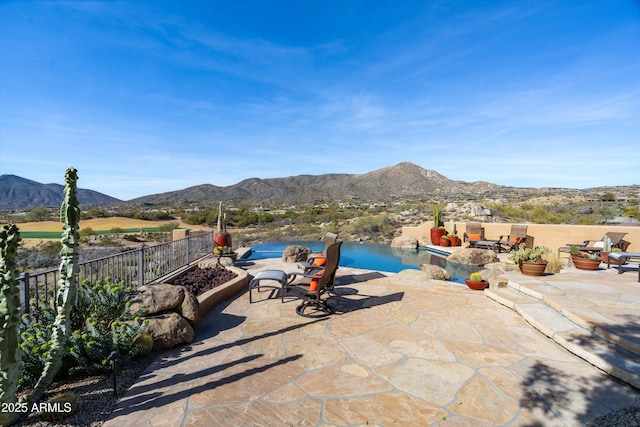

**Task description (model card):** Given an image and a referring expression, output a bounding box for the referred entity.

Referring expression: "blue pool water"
[243,241,479,284]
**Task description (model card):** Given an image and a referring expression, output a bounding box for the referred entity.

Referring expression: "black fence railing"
[18,231,214,315]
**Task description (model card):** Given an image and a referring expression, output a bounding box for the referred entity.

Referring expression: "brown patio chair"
[562,231,628,254]
[297,232,338,273]
[497,225,530,252]
[463,222,485,247]
[285,241,342,317]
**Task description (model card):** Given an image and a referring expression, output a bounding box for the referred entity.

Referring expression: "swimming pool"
[242,241,479,284]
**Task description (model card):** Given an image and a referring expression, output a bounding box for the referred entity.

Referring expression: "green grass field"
[20,228,166,239]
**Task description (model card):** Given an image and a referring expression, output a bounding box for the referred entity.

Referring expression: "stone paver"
[104,259,640,427]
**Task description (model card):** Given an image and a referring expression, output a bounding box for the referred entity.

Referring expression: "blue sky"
[1,1,639,201]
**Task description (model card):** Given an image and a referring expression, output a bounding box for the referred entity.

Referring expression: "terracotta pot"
[519,261,547,276]
[430,228,446,245]
[448,236,460,246]
[465,279,488,290]
[439,237,451,247]
[600,251,626,265]
[214,232,232,249]
[571,255,601,271]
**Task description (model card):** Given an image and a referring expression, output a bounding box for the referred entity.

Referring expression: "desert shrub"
[19,277,146,389]
[158,222,180,232]
[109,227,125,234]
[80,227,96,237]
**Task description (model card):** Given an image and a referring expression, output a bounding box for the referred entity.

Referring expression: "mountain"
[0,175,121,210]
[129,162,503,205]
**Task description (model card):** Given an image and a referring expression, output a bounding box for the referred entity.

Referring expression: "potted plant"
[214,201,234,259]
[509,244,550,276]
[465,272,488,290]
[569,245,601,270]
[440,235,451,247]
[430,205,446,245]
[447,232,460,247]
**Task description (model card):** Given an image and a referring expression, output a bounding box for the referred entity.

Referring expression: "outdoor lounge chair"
[561,232,629,255]
[285,241,342,317]
[297,232,338,273]
[497,225,531,252]
[463,222,485,247]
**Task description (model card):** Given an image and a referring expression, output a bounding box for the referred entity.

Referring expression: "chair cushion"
[509,236,526,244]
[310,271,323,291]
[312,254,326,266]
[468,233,481,240]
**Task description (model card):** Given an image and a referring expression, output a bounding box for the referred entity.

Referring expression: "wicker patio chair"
[463,222,485,247]
[497,225,530,252]
[297,232,338,273]
[285,241,342,317]
[561,231,629,254]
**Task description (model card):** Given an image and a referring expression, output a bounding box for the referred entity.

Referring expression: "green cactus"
[28,168,81,403]
[469,272,483,282]
[0,223,23,427]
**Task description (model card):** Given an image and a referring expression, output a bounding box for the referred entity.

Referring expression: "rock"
[415,265,451,281]
[129,283,185,315]
[391,236,418,249]
[177,292,201,325]
[447,248,499,266]
[282,245,310,263]
[145,312,195,350]
[484,261,520,272]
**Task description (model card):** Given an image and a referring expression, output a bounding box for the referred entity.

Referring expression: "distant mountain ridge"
[0,175,121,210]
[129,162,503,205]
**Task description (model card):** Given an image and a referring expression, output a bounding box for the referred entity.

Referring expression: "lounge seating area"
[560,231,629,255]
[463,223,533,253]
[249,237,344,317]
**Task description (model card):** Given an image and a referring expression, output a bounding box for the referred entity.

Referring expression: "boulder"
[177,292,201,325]
[145,312,195,351]
[447,248,499,266]
[282,245,310,263]
[129,283,186,315]
[484,261,520,272]
[391,236,418,249]
[415,265,451,281]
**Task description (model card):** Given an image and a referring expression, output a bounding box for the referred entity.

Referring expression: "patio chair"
[284,241,342,317]
[497,225,530,252]
[562,231,628,254]
[463,222,485,247]
[297,232,337,273]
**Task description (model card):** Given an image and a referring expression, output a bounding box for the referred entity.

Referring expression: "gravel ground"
[14,353,157,426]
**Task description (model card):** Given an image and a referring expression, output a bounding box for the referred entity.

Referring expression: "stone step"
[506,279,640,356]
[485,286,640,389]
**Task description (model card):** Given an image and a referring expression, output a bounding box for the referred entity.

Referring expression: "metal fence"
[18,231,214,314]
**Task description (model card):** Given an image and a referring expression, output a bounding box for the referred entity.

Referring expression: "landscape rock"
[178,292,201,325]
[416,264,451,281]
[447,248,499,266]
[484,261,520,272]
[145,312,195,350]
[129,283,185,315]
[391,236,419,249]
[282,245,310,263]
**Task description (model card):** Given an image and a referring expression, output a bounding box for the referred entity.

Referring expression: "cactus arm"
[29,168,80,403]
[0,224,22,426]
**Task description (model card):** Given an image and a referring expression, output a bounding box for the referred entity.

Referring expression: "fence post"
[186,234,191,265]
[138,246,144,288]
[18,272,30,314]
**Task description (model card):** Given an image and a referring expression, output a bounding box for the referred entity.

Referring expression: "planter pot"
[439,237,451,247]
[448,236,460,246]
[519,261,547,276]
[430,228,446,245]
[600,251,626,265]
[571,255,601,271]
[465,279,488,290]
[214,231,232,249]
